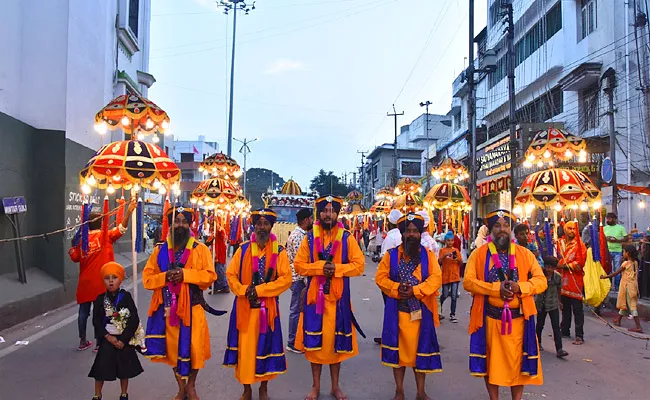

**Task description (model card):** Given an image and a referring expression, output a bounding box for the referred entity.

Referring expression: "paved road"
[1,256,649,400]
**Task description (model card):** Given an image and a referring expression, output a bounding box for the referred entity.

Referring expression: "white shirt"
[421,231,440,256]
[381,228,402,256]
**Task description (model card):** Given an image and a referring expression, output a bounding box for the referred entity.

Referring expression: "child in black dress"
[89,262,143,400]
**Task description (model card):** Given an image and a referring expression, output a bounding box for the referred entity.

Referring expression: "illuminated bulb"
[537,160,544,168]
[81,184,91,194]
[161,120,170,130]
[158,186,166,195]
[592,201,602,209]
[198,167,204,172]
[554,203,562,212]
[106,184,116,194]
[570,204,579,210]
[564,149,573,158]
[121,116,130,126]
[639,199,646,209]
[145,119,154,130]
[527,154,535,162]
[133,184,140,192]
[152,135,159,143]
[523,160,533,168]
[198,200,204,206]
[87,175,97,187]
[548,160,555,167]
[172,182,179,191]
[513,206,522,216]
[174,189,181,196]
[153,179,161,189]
[113,175,121,182]
[525,203,535,213]
[579,149,587,158]
[580,202,588,211]
[94,121,108,135]
[137,133,145,141]
[543,150,551,159]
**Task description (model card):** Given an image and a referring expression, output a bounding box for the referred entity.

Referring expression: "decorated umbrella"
[346,190,364,203]
[375,186,394,202]
[94,93,171,141]
[190,177,239,207]
[514,168,601,209]
[394,177,422,196]
[369,199,392,215]
[430,158,469,182]
[393,192,423,213]
[423,182,470,210]
[199,152,243,182]
[523,127,587,168]
[281,179,302,195]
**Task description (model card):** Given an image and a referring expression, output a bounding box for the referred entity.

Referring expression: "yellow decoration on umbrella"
[430,158,469,182]
[523,127,588,168]
[515,168,601,208]
[424,182,470,211]
[94,93,170,138]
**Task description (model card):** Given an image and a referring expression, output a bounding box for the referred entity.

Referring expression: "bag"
[583,250,611,307]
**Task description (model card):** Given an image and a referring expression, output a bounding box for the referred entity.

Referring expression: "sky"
[149,0,487,190]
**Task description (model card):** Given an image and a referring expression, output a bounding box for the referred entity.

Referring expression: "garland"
[487,240,517,335]
[313,220,344,314]
[166,236,195,327]
[250,232,279,333]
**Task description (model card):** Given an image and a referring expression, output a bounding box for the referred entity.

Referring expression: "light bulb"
[161,120,170,130]
[137,133,145,141]
[198,200,204,206]
[198,167,204,172]
[158,186,166,195]
[113,175,121,182]
[513,206,522,215]
[564,149,573,158]
[571,204,579,210]
[87,175,97,187]
[191,198,198,204]
[527,154,535,162]
[580,202,588,211]
[94,121,108,135]
[525,203,535,212]
[592,201,602,209]
[133,184,140,192]
[543,150,551,159]
[172,182,179,191]
[548,160,555,167]
[106,184,116,194]
[81,184,91,194]
[523,160,532,168]
[121,116,130,126]
[152,135,160,143]
[145,119,154,130]
[174,189,181,196]
[579,149,587,158]
[639,199,646,209]
[554,203,562,212]
[537,160,544,168]
[153,179,161,189]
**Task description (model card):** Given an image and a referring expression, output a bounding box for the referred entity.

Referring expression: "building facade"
[170,136,220,204]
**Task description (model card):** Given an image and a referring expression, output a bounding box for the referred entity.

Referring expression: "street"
[1,256,649,400]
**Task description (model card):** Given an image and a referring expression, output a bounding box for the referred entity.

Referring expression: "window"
[488,1,502,28]
[401,161,421,176]
[372,163,378,181]
[581,0,597,39]
[180,153,194,162]
[129,0,139,38]
[454,111,462,131]
[181,172,194,182]
[580,84,599,132]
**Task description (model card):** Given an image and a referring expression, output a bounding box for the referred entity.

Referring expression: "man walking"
[557,221,587,345]
[285,208,314,353]
[604,213,628,290]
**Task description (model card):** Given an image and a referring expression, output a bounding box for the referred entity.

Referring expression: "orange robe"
[294,228,365,364]
[226,244,292,384]
[143,242,216,370]
[464,244,546,387]
[375,247,442,367]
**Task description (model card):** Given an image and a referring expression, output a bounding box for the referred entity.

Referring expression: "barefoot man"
[375,213,443,400]
[294,195,366,400]
[464,209,546,400]
[223,208,292,400]
[143,205,217,400]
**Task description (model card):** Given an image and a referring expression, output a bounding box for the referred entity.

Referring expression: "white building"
[170,136,220,204]
[0,0,155,329]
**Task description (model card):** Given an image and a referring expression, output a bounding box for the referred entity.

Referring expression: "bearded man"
[375,213,442,400]
[294,195,366,400]
[464,209,547,400]
[224,209,292,400]
[143,206,217,400]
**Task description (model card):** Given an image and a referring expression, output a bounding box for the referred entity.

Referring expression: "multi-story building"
[169,136,220,204]
[0,0,154,329]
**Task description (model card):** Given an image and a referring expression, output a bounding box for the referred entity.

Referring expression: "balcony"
[452,70,469,98]
[450,97,462,114]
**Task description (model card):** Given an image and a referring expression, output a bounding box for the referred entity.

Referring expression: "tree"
[309,170,348,197]
[241,168,285,209]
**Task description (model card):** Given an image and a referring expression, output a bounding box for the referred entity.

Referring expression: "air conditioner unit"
[480,49,497,72]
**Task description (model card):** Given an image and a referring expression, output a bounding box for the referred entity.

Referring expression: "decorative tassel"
[316,279,325,315]
[544,219,553,257]
[501,302,513,335]
[437,210,442,234]
[169,291,180,327]
[161,197,170,240]
[81,201,92,255]
[116,196,125,225]
[259,300,268,334]
[101,196,110,244]
[135,197,143,253]
[534,223,544,257]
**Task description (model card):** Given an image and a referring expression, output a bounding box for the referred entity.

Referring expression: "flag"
[193,145,200,155]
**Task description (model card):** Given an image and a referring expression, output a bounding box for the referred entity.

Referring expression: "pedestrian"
[143,205,217,400]
[381,209,403,256]
[514,223,544,268]
[223,209,292,400]
[363,228,371,255]
[604,213,628,290]
[69,199,137,352]
[464,209,546,399]
[88,262,143,400]
[439,231,462,323]
[285,207,314,353]
[416,210,440,256]
[535,256,569,358]
[474,225,489,249]
[369,227,384,262]
[557,221,587,345]
[601,244,643,333]
[205,223,229,294]
[375,212,442,400]
[294,196,366,400]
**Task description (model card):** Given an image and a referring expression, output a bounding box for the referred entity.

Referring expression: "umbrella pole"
[212,211,217,262]
[131,190,138,306]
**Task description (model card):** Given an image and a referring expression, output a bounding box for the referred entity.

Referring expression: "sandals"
[572,337,584,345]
[612,317,622,327]
[78,340,93,351]
[628,327,644,333]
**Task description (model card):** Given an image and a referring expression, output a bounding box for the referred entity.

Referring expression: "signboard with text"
[2,196,27,214]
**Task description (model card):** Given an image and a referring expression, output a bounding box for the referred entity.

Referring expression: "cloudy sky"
[149,0,487,189]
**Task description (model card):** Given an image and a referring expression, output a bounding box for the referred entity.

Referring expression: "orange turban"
[101,261,125,282]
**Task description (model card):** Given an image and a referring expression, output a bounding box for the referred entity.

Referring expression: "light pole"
[217,0,256,156]
[233,136,258,197]
[419,101,432,192]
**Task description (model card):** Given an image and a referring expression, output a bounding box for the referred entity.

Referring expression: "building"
[0,0,154,329]
[170,136,220,204]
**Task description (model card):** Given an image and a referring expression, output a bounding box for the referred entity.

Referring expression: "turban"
[397,213,425,234]
[388,209,403,225]
[315,195,343,214]
[486,209,514,231]
[251,208,277,226]
[444,231,455,241]
[166,205,194,225]
[101,261,125,282]
[565,220,578,230]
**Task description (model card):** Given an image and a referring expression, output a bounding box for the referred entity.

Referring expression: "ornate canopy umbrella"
[190,177,239,207]
[369,199,392,215]
[394,177,422,196]
[523,127,587,168]
[424,182,470,210]
[199,152,243,182]
[346,190,364,203]
[515,168,601,209]
[94,93,170,140]
[375,186,394,201]
[431,158,469,182]
[393,193,423,213]
[281,179,302,195]
[79,140,180,194]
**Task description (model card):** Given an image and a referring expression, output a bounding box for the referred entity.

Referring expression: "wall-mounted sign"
[2,196,27,214]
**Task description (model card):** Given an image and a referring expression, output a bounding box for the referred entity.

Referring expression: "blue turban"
[315,195,343,214]
[486,209,514,231]
[251,208,277,226]
[397,213,425,234]
[166,205,194,225]
[444,231,454,241]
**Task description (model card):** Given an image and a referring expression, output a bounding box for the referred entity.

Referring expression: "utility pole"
[218,0,256,156]
[503,0,517,210]
[388,105,404,187]
[468,0,478,239]
[233,136,258,197]
[603,69,618,215]
[357,150,368,201]
[420,101,432,192]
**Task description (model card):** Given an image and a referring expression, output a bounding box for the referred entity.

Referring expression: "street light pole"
[218,0,256,156]
[420,101,432,191]
[233,137,258,197]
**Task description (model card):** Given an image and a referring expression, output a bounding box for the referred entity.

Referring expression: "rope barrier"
[589,308,650,348]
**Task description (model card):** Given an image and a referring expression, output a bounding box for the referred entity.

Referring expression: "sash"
[381,247,442,373]
[468,248,539,377]
[303,231,366,354]
[223,243,287,377]
[144,241,192,381]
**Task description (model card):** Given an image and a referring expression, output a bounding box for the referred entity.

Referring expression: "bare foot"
[391,391,405,400]
[305,386,320,400]
[172,393,185,400]
[330,387,348,400]
[416,392,432,400]
[259,384,270,400]
[186,386,200,400]
[239,389,252,400]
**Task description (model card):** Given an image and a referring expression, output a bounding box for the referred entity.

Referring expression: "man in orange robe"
[223,209,292,400]
[143,206,217,400]
[294,195,366,400]
[464,209,547,400]
[376,213,442,400]
[557,220,587,345]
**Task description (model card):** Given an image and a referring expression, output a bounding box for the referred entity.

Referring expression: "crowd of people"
[67,195,644,400]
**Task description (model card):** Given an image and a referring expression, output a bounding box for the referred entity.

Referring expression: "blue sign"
[2,196,27,214]
[601,157,613,183]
